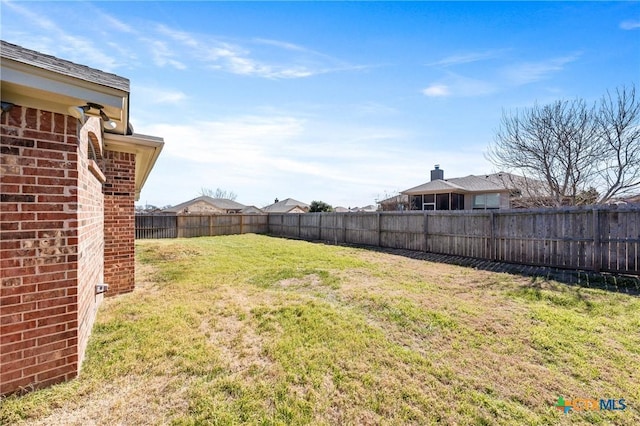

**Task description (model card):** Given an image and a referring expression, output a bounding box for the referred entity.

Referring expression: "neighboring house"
[379,194,409,211]
[324,205,379,213]
[1,41,163,395]
[262,198,310,213]
[163,196,246,215]
[402,165,540,211]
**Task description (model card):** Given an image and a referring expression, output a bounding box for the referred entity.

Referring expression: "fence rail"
[135,206,640,275]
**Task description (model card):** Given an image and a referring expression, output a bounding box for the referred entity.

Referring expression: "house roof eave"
[1,41,131,135]
[104,133,164,201]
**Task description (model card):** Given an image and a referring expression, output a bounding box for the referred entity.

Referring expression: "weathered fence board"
[135,215,177,239]
[136,214,268,239]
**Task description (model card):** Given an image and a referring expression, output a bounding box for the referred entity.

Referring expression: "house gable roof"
[163,196,247,213]
[262,198,309,213]
[402,172,526,195]
[241,206,264,214]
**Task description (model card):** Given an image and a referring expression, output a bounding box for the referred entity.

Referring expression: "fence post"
[298,213,301,239]
[342,213,347,243]
[423,212,428,252]
[377,212,382,247]
[592,208,601,273]
[489,212,496,261]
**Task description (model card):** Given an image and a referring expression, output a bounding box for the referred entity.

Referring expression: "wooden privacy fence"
[135,207,639,275]
[267,207,640,275]
[135,214,268,239]
[135,215,177,239]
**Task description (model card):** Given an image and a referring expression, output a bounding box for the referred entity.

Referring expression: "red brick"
[1,349,25,364]
[23,306,66,321]
[37,312,76,327]
[2,266,36,278]
[34,139,74,151]
[23,339,67,359]
[22,273,69,285]
[22,289,67,303]
[0,367,25,384]
[0,313,23,325]
[23,167,66,177]
[37,329,76,346]
[1,336,36,354]
[0,331,23,344]
[39,111,53,132]
[2,355,37,374]
[25,108,38,129]
[37,296,76,309]
[2,175,36,185]
[25,357,68,378]
[2,284,36,296]
[53,113,66,134]
[0,212,36,222]
[1,222,20,231]
[0,376,37,396]
[36,364,76,382]
[22,323,66,340]
[37,346,75,364]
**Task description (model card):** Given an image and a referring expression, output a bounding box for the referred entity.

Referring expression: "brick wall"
[76,119,106,367]
[103,150,136,295]
[1,105,81,394]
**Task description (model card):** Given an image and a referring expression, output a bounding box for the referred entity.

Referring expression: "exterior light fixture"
[98,109,117,130]
[1,101,15,113]
[68,102,117,130]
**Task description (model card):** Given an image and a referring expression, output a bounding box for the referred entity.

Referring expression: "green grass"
[2,234,638,425]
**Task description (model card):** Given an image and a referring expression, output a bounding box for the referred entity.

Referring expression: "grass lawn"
[1,234,639,425]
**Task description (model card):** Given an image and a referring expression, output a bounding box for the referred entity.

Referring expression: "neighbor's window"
[411,195,422,210]
[436,193,449,210]
[451,193,465,210]
[473,193,500,209]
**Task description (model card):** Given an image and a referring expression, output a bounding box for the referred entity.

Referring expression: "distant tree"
[309,200,333,212]
[200,187,238,200]
[486,85,640,206]
[377,190,408,211]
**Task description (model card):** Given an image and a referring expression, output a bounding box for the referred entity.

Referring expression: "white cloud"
[620,19,640,30]
[2,0,122,71]
[135,87,188,104]
[422,84,450,97]
[142,38,187,70]
[428,49,509,67]
[135,114,432,207]
[502,53,581,85]
[422,74,496,98]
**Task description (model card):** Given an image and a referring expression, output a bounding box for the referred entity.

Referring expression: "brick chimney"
[431,164,444,181]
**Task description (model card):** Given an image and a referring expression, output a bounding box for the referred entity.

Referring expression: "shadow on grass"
[364,246,640,296]
[270,236,640,297]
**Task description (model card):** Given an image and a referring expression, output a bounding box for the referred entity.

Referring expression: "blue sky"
[2,1,639,208]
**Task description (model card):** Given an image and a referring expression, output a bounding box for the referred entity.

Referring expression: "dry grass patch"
[1,234,638,425]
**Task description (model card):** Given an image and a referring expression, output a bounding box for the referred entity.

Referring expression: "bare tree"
[487,85,639,206]
[199,187,238,200]
[594,86,640,201]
